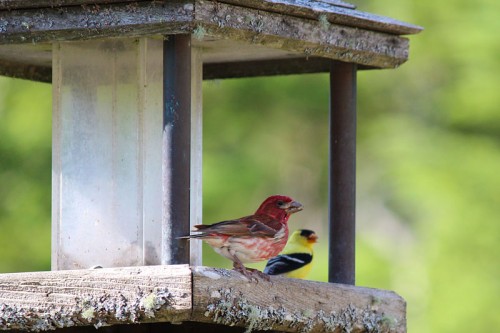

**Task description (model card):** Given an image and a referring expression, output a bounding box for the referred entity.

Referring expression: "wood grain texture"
[195,0,410,69]
[0,265,405,332]
[216,0,422,35]
[192,266,406,333]
[0,0,139,10]
[0,1,194,45]
[0,0,421,36]
[0,265,191,331]
[0,0,417,79]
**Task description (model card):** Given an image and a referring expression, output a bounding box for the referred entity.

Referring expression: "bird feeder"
[0,1,421,332]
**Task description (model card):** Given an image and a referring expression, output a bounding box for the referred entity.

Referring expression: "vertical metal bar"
[329,61,357,285]
[163,35,191,265]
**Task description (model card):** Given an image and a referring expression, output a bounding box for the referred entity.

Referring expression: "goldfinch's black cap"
[299,229,316,238]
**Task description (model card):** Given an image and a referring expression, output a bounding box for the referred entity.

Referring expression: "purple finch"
[184,195,303,280]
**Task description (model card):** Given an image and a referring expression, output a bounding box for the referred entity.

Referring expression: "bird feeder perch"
[0,0,421,332]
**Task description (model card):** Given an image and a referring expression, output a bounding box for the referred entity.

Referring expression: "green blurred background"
[0,0,498,332]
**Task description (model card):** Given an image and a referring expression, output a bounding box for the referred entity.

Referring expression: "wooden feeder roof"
[0,0,422,82]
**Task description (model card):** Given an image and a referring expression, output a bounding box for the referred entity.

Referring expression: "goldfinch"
[263,229,318,279]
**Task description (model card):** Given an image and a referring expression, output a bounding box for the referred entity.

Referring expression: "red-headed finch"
[182,195,303,280]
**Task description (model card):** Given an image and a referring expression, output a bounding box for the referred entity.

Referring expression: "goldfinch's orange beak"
[307,233,318,243]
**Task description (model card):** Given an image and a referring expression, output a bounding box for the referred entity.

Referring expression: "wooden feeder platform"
[0,265,405,333]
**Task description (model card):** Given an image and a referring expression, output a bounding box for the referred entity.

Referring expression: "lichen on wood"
[0,265,191,331]
[0,1,194,45]
[192,266,406,333]
[194,0,410,69]
[0,265,406,332]
[0,0,420,81]
[215,0,422,35]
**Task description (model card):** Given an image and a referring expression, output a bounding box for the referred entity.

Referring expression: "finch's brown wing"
[192,214,282,238]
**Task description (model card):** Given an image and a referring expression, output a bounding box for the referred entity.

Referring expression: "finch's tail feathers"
[177,235,192,239]
[177,225,209,239]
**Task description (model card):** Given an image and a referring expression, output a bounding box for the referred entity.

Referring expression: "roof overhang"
[0,0,422,82]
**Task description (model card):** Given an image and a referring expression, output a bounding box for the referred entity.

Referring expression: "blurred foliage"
[0,0,499,332]
[0,78,52,271]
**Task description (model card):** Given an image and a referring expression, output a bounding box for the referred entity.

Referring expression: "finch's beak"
[307,233,318,243]
[285,201,303,214]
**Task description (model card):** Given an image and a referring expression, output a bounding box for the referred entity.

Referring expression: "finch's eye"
[276,200,284,207]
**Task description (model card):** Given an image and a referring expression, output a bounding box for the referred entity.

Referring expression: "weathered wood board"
[0,0,421,82]
[0,265,406,332]
[192,266,406,333]
[0,1,193,45]
[0,0,140,10]
[195,0,410,69]
[0,265,192,331]
[0,0,421,35]
[217,0,421,35]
